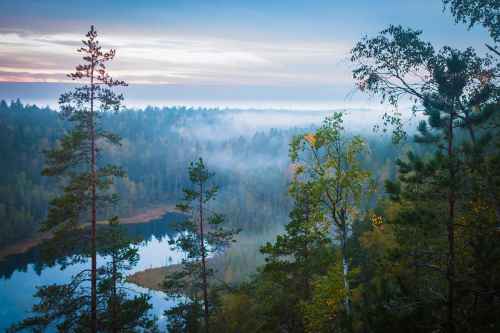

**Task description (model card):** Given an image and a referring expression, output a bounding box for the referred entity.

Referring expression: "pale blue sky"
[0,0,492,108]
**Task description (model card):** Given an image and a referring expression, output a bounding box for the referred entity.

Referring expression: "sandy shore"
[99,206,179,225]
[127,258,222,292]
[127,266,171,291]
[0,232,54,261]
[0,204,178,261]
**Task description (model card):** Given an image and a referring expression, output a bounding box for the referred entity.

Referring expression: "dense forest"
[0,101,398,248]
[1,0,499,332]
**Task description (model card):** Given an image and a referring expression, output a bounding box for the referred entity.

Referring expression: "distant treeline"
[0,100,400,248]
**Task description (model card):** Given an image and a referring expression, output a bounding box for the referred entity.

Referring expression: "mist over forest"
[0,100,402,247]
[0,0,499,332]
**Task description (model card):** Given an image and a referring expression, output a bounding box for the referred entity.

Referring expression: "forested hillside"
[0,101,399,248]
[1,0,498,332]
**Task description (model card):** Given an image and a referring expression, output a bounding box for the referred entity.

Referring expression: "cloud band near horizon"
[0,29,353,86]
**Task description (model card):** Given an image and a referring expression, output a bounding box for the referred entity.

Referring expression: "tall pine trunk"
[37,26,127,332]
[199,182,210,333]
[90,64,98,333]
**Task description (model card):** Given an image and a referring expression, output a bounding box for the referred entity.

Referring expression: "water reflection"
[0,212,186,331]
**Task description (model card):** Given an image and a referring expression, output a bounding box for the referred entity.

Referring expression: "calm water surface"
[0,212,186,331]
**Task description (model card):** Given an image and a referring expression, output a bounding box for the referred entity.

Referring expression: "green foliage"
[3,4,499,333]
[0,102,401,251]
[213,6,499,333]
[258,183,334,332]
[8,26,159,333]
[165,300,203,333]
[164,158,240,332]
[443,0,500,42]
[0,101,62,246]
[290,112,374,228]
[41,26,126,233]
[210,291,262,333]
[290,112,374,321]
[40,25,128,333]
[302,261,348,333]
[9,220,157,333]
[351,7,500,332]
[0,102,298,248]
[351,25,435,106]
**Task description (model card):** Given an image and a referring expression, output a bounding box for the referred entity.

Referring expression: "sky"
[0,0,492,109]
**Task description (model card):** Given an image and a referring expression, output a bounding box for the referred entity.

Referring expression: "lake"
[0,212,187,331]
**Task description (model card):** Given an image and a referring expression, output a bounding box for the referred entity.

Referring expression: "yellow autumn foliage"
[291,163,305,176]
[304,133,317,147]
[371,214,384,227]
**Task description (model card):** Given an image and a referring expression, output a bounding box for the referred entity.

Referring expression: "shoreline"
[126,260,217,292]
[127,257,226,292]
[0,204,179,261]
[127,266,171,292]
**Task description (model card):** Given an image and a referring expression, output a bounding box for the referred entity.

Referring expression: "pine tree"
[259,182,332,331]
[163,158,240,332]
[39,25,127,332]
[443,0,499,53]
[8,218,158,332]
[97,218,158,333]
[351,25,499,332]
